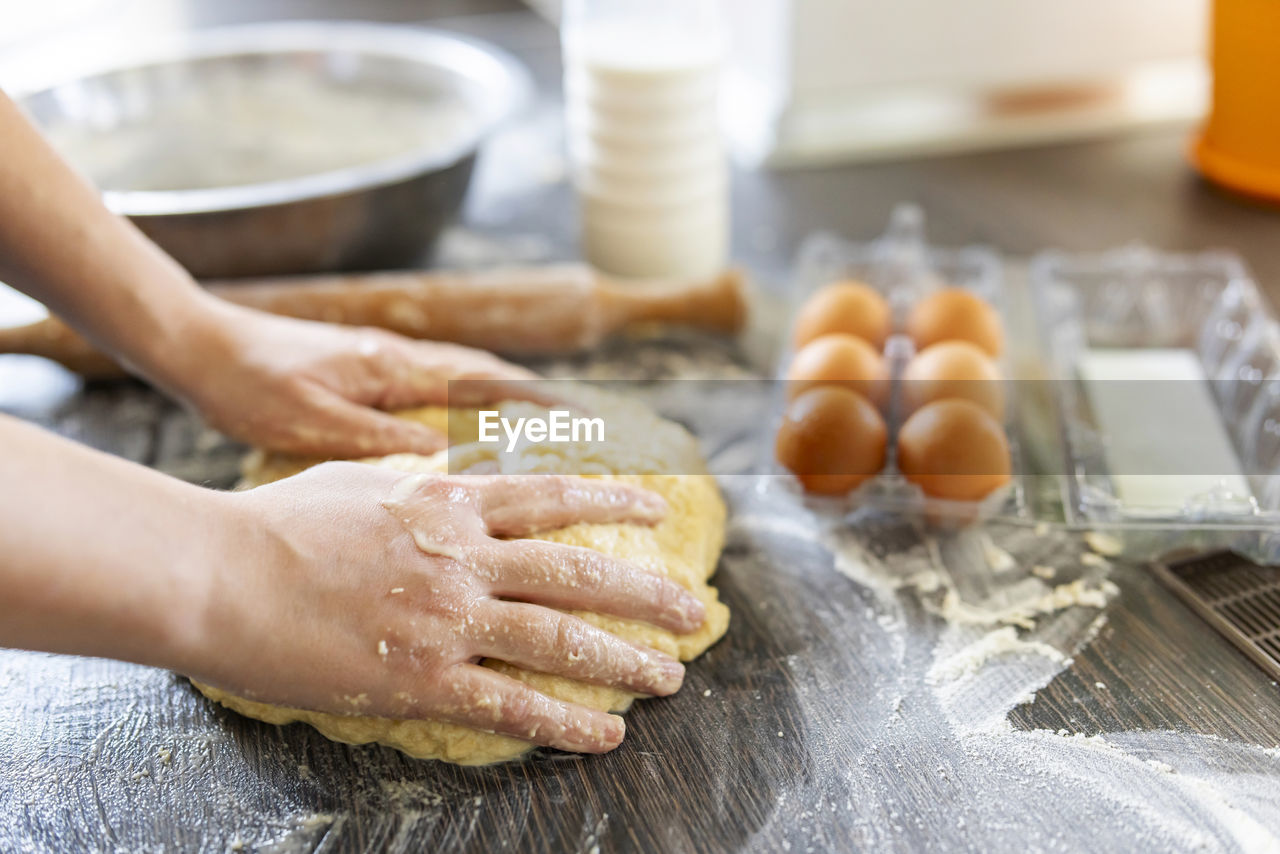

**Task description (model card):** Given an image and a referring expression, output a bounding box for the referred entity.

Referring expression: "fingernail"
[603,714,626,748]
[575,713,626,753]
[408,429,447,455]
[372,427,443,457]
[636,491,667,519]
[652,656,685,695]
[676,593,706,633]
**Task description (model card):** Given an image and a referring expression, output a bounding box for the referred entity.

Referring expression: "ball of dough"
[775,386,887,496]
[786,333,889,406]
[905,287,1003,357]
[793,280,892,349]
[902,340,1005,420]
[222,387,731,766]
[897,398,1011,501]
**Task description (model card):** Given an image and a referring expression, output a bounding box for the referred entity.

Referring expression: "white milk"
[562,0,728,279]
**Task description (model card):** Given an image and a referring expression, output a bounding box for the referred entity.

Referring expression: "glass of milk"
[562,0,728,279]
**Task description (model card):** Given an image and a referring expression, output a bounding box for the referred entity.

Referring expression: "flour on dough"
[197,384,730,765]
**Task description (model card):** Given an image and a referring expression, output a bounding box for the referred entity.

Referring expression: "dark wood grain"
[1009,560,1280,744]
[3,4,1280,853]
[5,334,1280,853]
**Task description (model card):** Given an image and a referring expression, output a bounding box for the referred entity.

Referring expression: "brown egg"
[897,399,1012,501]
[902,340,1005,420]
[793,280,892,349]
[776,386,888,495]
[786,333,890,405]
[905,287,1003,357]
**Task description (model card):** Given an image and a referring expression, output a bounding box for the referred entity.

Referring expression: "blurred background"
[0,0,1211,165]
[0,0,1274,294]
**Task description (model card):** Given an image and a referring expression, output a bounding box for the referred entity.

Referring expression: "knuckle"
[282,373,321,401]
[437,474,480,501]
[416,474,451,498]
[650,575,678,613]
[354,326,400,355]
[499,688,535,723]
[470,543,507,583]
[582,554,610,587]
[416,475,481,514]
[507,537,546,568]
[555,619,588,659]
[549,702,578,735]
[403,631,454,671]
[419,668,471,717]
[540,475,574,502]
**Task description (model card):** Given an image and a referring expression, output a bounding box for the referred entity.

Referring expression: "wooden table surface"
[2,4,1280,853]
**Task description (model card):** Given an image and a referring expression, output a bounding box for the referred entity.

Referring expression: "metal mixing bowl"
[15,22,531,277]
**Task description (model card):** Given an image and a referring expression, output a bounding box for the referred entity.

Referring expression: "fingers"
[391,473,700,631]
[468,475,667,535]
[375,336,561,410]
[471,602,684,696]
[433,663,627,753]
[487,539,705,633]
[283,390,448,457]
[443,375,564,410]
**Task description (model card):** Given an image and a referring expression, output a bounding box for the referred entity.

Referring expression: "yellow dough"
[196,386,730,765]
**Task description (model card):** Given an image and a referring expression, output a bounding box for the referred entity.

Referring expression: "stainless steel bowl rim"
[13,21,532,216]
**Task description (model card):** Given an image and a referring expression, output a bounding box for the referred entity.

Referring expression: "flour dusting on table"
[768,498,1280,852]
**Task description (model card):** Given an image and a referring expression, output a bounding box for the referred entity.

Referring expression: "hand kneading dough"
[196,384,730,765]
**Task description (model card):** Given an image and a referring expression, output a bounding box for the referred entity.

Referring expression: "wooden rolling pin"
[0,265,747,379]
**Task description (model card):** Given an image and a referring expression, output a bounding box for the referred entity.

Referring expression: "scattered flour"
[928,627,1067,682]
[927,573,1117,630]
[1084,530,1126,557]
[979,533,1017,573]
[797,507,1280,852]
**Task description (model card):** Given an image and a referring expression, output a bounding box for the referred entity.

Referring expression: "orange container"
[1191,0,1280,200]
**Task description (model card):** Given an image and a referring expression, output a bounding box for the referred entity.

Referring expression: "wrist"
[0,417,254,676]
[156,485,262,680]
[126,288,237,400]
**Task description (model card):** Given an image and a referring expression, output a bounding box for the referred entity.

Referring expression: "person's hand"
[0,91,552,458]
[160,300,553,457]
[189,463,705,754]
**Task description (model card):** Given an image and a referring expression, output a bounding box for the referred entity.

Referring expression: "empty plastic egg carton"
[1032,244,1280,561]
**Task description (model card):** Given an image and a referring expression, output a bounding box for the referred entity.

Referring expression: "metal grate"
[1152,550,1280,682]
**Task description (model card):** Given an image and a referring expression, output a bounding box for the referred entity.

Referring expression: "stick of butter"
[1077,348,1253,515]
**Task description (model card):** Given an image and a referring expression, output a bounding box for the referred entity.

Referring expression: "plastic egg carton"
[1031,244,1280,561]
[770,206,1280,560]
[766,204,1029,526]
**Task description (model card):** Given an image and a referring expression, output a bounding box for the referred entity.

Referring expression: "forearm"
[0,90,219,391]
[0,414,230,671]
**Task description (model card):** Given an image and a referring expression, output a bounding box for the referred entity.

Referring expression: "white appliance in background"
[528,0,1208,166]
[0,0,185,91]
[0,0,115,48]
